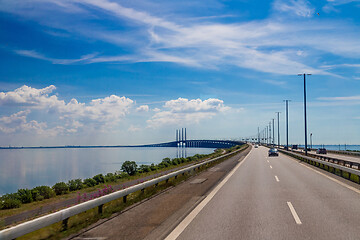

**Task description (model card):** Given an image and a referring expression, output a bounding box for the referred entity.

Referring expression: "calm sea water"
[0,147,214,195]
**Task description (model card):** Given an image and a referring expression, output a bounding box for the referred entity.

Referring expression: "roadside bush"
[93,174,105,184]
[104,173,116,182]
[31,189,43,201]
[17,189,33,203]
[52,182,69,195]
[83,178,97,187]
[171,159,180,165]
[32,186,55,199]
[138,164,151,173]
[157,162,168,169]
[0,193,22,209]
[162,158,171,164]
[150,163,157,171]
[121,161,138,176]
[115,171,129,179]
[68,179,83,191]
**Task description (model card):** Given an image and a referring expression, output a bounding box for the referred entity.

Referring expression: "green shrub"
[31,189,43,201]
[93,174,105,184]
[17,189,33,203]
[150,163,157,171]
[83,178,97,187]
[121,161,138,176]
[32,186,55,199]
[0,193,22,209]
[104,173,116,182]
[115,171,129,179]
[68,179,83,191]
[162,158,171,164]
[139,164,151,173]
[52,182,69,195]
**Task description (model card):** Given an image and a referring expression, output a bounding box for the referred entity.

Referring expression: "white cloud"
[318,95,360,101]
[0,85,134,134]
[263,79,287,86]
[0,110,52,135]
[273,0,315,18]
[147,98,230,127]
[128,125,141,132]
[136,105,149,112]
[15,50,97,65]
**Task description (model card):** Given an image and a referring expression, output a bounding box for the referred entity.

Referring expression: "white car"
[254,144,258,148]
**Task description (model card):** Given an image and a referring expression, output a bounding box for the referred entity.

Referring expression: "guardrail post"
[141,188,145,193]
[166,179,169,183]
[155,183,158,187]
[175,175,177,179]
[98,204,104,214]
[123,195,127,203]
[62,217,69,231]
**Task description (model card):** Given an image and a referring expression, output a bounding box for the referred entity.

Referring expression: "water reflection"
[0,147,213,195]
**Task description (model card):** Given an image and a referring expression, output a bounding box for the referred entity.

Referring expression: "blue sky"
[0,0,359,146]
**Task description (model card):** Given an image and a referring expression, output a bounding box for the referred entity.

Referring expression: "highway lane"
[169,146,360,240]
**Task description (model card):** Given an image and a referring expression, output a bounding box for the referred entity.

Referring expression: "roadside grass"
[0,146,240,226]
[16,144,248,240]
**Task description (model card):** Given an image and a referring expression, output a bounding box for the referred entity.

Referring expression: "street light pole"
[298,73,311,155]
[276,112,281,148]
[310,133,313,150]
[269,122,272,146]
[283,100,291,150]
[272,118,275,147]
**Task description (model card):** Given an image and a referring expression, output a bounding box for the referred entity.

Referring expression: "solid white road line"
[164,150,252,240]
[275,175,279,182]
[270,165,273,169]
[287,202,302,225]
[267,160,269,163]
[299,162,360,195]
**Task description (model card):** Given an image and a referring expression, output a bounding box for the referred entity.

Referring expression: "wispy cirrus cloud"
[15,50,97,65]
[273,0,315,18]
[2,0,360,76]
[323,0,360,12]
[318,95,360,101]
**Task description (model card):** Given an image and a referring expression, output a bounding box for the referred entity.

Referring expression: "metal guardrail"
[0,145,247,240]
[290,149,360,170]
[278,149,360,178]
[296,147,360,158]
[326,149,360,157]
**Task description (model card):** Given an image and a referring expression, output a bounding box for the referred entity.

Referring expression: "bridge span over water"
[133,140,244,149]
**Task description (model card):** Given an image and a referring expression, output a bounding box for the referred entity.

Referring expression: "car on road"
[254,144,258,148]
[268,148,279,157]
[316,148,327,154]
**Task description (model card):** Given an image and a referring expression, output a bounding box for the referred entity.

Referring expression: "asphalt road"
[168,146,360,240]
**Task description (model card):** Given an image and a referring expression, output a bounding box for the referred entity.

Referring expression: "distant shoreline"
[0,145,166,150]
